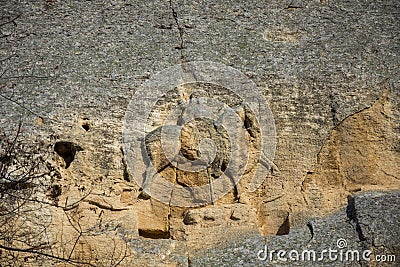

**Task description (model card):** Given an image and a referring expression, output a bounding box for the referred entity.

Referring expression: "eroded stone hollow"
[54,141,83,169]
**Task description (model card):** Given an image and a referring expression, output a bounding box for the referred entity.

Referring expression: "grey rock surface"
[191,191,400,266]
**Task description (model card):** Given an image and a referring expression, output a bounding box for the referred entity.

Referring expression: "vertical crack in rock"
[169,0,185,60]
[306,221,314,242]
[300,178,309,206]
[120,147,130,182]
[346,196,366,242]
[329,93,339,126]
[206,167,214,205]
[168,170,175,238]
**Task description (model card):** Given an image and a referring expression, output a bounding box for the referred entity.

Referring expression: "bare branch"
[0,244,96,267]
[0,13,21,27]
[0,75,48,80]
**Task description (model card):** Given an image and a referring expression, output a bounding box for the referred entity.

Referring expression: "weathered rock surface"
[0,0,399,266]
[191,191,400,266]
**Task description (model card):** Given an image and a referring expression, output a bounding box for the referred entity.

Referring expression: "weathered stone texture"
[0,0,399,266]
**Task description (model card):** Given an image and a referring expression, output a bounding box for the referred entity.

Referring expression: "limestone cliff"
[0,0,399,266]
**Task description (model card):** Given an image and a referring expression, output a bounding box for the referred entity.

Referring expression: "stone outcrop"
[302,91,400,217]
[0,0,399,266]
[191,191,400,266]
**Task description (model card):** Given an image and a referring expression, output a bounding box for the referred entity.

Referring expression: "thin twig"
[0,243,96,266]
[0,13,22,27]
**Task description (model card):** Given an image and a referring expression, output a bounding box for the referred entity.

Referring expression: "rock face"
[191,191,400,266]
[0,0,399,266]
[302,92,400,217]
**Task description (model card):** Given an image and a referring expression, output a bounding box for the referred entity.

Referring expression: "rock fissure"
[169,0,185,60]
[346,196,367,242]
